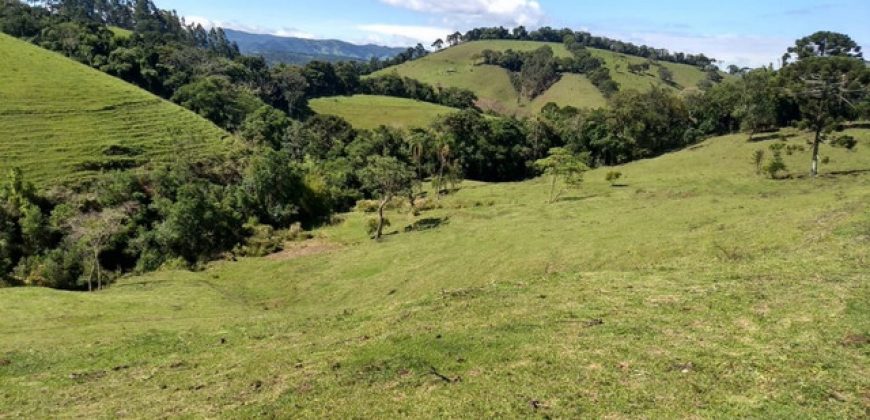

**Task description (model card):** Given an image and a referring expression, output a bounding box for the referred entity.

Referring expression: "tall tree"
[787,31,863,63]
[783,56,870,176]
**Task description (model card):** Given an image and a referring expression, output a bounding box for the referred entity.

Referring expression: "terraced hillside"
[0,34,230,186]
[309,95,458,129]
[1,128,867,417]
[374,40,714,116]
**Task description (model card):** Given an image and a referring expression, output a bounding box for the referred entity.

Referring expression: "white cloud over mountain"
[379,0,544,26]
[185,16,314,39]
[357,24,453,46]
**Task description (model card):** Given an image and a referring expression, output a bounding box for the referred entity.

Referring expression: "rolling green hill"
[374,40,714,116]
[1,127,867,417]
[0,33,230,186]
[309,95,459,129]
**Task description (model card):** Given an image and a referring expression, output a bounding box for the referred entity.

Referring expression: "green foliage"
[365,216,390,237]
[786,31,864,63]
[752,149,765,173]
[831,135,857,150]
[534,147,589,203]
[605,171,623,185]
[171,76,264,131]
[239,149,309,227]
[763,147,787,179]
[240,105,291,148]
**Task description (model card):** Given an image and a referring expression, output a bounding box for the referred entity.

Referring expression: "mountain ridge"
[225,28,406,64]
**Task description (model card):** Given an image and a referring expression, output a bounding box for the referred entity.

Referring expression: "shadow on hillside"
[748,132,796,142]
[784,168,870,180]
[559,194,598,202]
[404,217,449,233]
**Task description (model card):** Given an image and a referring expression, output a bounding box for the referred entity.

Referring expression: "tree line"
[434,25,717,69]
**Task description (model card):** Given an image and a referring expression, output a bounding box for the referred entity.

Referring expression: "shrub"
[831,135,857,150]
[605,171,623,185]
[764,149,787,179]
[752,150,765,173]
[366,217,390,237]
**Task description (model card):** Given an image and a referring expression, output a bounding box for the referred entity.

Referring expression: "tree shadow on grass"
[748,132,796,143]
[404,217,450,233]
[558,194,598,202]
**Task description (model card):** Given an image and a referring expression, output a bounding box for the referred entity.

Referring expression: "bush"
[831,135,857,150]
[354,200,381,213]
[605,171,623,185]
[366,217,390,237]
[752,150,765,173]
[764,149,787,179]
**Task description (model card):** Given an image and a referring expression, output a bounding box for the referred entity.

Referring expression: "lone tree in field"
[535,148,589,203]
[782,56,869,176]
[432,38,444,50]
[360,156,415,240]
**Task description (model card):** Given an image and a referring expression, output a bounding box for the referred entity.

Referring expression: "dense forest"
[0,0,868,290]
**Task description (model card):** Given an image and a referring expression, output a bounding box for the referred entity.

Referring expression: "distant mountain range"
[224,29,406,65]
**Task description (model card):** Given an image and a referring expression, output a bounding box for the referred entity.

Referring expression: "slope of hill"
[309,95,458,129]
[225,29,405,65]
[374,40,714,115]
[1,127,867,417]
[0,33,230,186]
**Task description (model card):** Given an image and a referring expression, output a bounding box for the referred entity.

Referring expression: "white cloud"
[357,24,452,46]
[600,30,792,68]
[380,0,544,26]
[185,15,315,39]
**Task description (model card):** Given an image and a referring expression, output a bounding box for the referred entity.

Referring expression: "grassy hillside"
[374,40,714,116]
[1,128,868,417]
[0,33,229,186]
[309,95,458,129]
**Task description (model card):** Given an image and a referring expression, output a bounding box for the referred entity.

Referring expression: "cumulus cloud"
[185,15,315,39]
[357,24,452,46]
[379,0,544,26]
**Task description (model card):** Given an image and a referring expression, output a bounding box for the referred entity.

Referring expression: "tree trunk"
[375,195,390,240]
[95,248,102,291]
[549,175,558,203]
[811,128,821,177]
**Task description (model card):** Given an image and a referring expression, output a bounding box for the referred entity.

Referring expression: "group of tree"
[477,43,619,99]
[449,25,716,68]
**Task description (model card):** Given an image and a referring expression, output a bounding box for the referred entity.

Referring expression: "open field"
[0,33,230,186]
[309,95,458,129]
[374,40,716,115]
[1,128,867,417]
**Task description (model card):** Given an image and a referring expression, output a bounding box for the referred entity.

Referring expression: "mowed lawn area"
[0,33,229,187]
[0,129,867,417]
[309,95,458,129]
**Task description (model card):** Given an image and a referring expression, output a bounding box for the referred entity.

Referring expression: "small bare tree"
[68,208,128,291]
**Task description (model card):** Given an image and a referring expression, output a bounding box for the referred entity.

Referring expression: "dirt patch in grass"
[265,239,342,261]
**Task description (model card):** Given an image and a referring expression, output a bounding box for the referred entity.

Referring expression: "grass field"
[1,127,867,417]
[374,40,715,116]
[0,33,230,186]
[309,95,458,129]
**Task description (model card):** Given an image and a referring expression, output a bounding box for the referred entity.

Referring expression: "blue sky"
[159,0,870,67]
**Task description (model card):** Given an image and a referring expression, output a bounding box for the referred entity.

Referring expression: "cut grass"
[309,95,458,129]
[0,128,867,417]
[375,40,717,116]
[0,33,230,186]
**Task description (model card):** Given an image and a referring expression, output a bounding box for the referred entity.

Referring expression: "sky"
[158,0,870,67]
